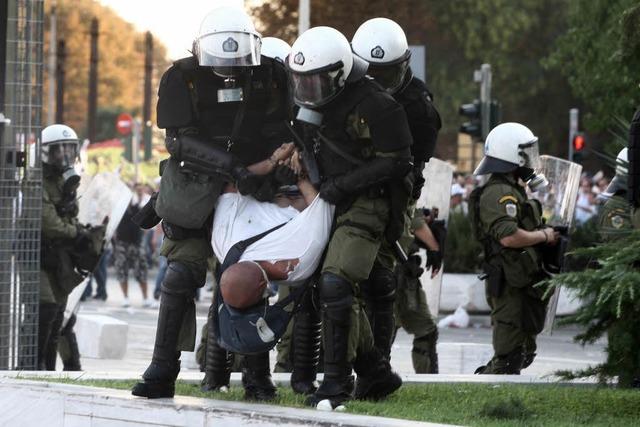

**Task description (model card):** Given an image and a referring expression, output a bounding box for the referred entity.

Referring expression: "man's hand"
[542,227,560,246]
[270,142,295,164]
[319,178,346,204]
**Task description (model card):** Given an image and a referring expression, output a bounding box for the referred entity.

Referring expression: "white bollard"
[75,314,129,359]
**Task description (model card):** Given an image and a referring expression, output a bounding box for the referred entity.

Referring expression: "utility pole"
[143,31,153,161]
[47,2,57,125]
[298,0,310,35]
[479,64,492,141]
[87,17,98,143]
[568,108,579,162]
[55,39,65,123]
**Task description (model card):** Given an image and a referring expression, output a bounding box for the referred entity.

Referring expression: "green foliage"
[444,211,483,273]
[546,0,640,133]
[544,229,640,386]
[42,379,640,427]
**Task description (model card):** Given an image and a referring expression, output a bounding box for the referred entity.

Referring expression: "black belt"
[162,221,206,241]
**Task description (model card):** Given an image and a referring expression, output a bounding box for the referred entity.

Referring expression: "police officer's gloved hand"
[319,178,347,204]
[403,254,424,278]
[232,167,262,196]
[425,250,442,272]
[74,225,92,252]
[274,164,298,185]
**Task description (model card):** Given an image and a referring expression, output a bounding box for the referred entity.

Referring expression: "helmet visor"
[43,141,78,169]
[290,64,344,108]
[367,57,409,93]
[519,141,540,170]
[196,31,261,67]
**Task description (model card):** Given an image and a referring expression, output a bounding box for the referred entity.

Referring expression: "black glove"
[74,225,92,252]
[403,254,424,279]
[233,167,262,196]
[319,178,347,204]
[274,164,298,185]
[425,250,442,272]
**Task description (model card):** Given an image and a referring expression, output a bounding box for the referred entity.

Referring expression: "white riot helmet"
[288,26,368,108]
[604,147,629,196]
[261,37,291,63]
[193,6,261,69]
[42,124,79,170]
[351,18,411,93]
[474,122,548,190]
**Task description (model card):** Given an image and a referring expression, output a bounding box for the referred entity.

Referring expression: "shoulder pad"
[173,55,198,71]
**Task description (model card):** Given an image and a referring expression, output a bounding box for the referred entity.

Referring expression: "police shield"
[64,172,133,326]
[532,155,582,333]
[417,158,454,318]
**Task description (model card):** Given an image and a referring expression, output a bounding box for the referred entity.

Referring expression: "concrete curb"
[0,370,599,386]
[0,378,458,427]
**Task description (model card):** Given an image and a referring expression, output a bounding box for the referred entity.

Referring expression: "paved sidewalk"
[73,268,606,379]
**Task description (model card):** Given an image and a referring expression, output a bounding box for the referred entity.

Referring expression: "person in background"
[575,177,596,224]
[114,183,153,308]
[450,183,468,215]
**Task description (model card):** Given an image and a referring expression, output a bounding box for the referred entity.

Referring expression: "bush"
[444,211,483,273]
[543,229,640,387]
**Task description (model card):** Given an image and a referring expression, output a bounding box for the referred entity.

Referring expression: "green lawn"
[42,379,640,427]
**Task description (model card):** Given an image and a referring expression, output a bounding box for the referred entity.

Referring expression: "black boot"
[475,347,524,375]
[306,273,355,409]
[37,303,59,370]
[241,352,277,401]
[353,347,402,401]
[291,288,321,395]
[61,314,82,371]
[369,265,397,361]
[201,304,232,392]
[45,305,65,370]
[131,291,190,398]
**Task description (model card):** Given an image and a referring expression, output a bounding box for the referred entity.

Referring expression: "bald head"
[220,261,268,309]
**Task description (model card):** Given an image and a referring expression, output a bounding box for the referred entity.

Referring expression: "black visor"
[367,56,410,93]
[289,62,344,108]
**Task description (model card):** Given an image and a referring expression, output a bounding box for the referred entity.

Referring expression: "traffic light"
[459,99,482,138]
[572,133,585,162]
[489,100,501,131]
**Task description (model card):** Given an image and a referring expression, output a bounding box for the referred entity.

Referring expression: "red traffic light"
[572,133,585,151]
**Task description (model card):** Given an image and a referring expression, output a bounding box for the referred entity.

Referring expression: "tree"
[251,0,576,159]
[44,0,170,141]
[547,0,640,134]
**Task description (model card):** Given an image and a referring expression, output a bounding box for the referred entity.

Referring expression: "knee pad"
[319,273,353,313]
[369,266,396,303]
[161,262,199,297]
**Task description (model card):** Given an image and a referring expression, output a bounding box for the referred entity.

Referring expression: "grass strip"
[37,378,640,427]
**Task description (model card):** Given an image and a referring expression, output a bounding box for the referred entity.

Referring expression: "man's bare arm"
[414,224,439,251]
[500,227,558,248]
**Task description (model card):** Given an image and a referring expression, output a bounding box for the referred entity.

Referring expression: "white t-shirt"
[212,193,334,285]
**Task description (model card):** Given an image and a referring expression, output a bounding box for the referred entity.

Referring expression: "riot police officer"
[470,122,559,374]
[288,26,410,408]
[131,6,294,400]
[39,124,86,371]
[599,148,633,240]
[351,18,442,370]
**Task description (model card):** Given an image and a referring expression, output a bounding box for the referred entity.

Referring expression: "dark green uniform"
[472,173,547,374]
[39,164,83,371]
[394,205,438,373]
[599,193,632,241]
[305,76,413,406]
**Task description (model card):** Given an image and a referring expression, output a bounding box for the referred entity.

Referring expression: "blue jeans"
[83,248,111,299]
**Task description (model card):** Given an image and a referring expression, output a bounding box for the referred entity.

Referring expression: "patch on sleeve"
[499,195,518,204]
[505,203,518,218]
[611,215,625,229]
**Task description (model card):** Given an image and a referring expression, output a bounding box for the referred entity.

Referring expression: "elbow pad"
[335,154,413,194]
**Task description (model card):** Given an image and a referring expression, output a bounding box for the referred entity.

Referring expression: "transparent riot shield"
[532,155,582,333]
[417,158,454,318]
[65,172,132,324]
[77,171,133,241]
